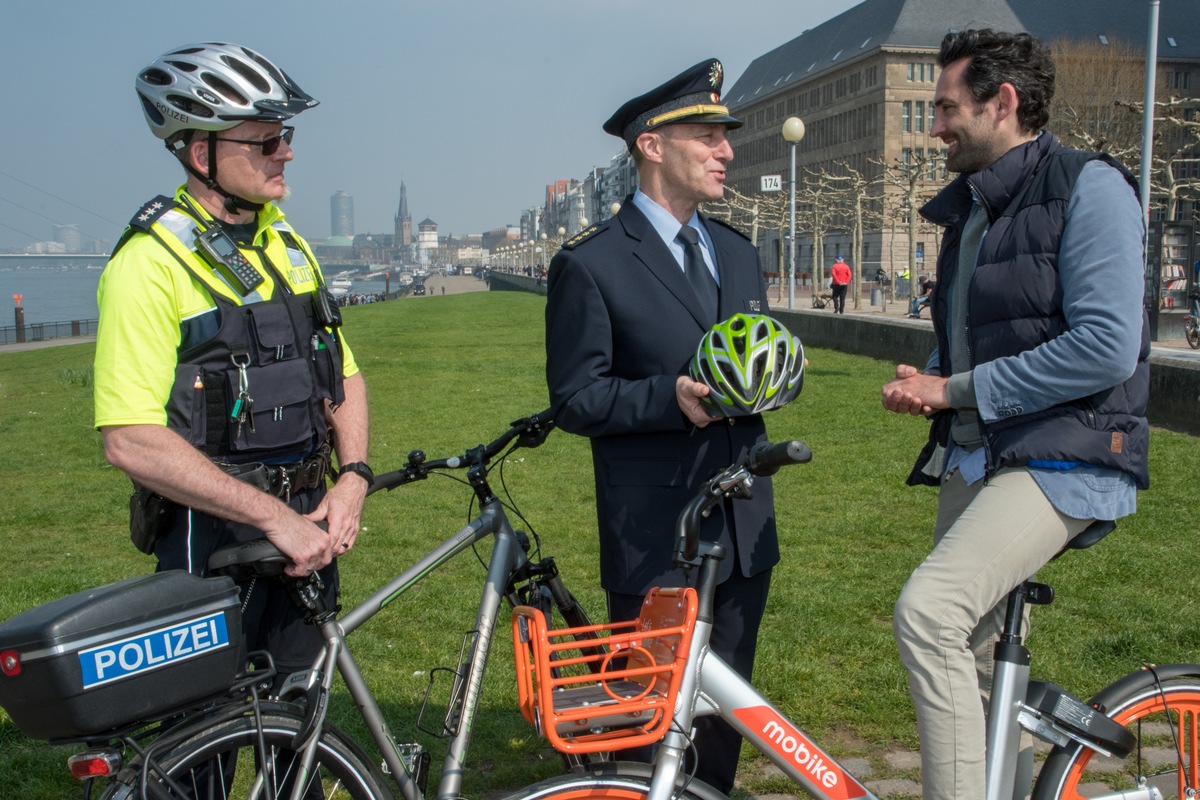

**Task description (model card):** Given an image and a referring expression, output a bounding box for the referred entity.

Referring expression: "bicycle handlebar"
[207,411,556,579]
[747,439,812,477]
[370,408,555,495]
[676,439,812,563]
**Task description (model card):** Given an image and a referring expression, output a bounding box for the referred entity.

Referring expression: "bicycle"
[0,409,599,800]
[1183,312,1199,350]
[507,439,1200,800]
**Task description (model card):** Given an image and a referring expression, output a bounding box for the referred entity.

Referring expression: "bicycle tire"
[103,707,393,800]
[1032,665,1200,800]
[500,761,729,800]
[1185,321,1200,350]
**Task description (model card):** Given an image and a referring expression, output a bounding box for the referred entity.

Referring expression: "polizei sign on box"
[79,611,232,689]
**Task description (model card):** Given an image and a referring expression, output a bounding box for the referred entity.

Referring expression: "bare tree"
[705,185,792,303]
[875,151,945,299]
[1048,34,1200,221]
[797,166,850,298]
[1048,35,1147,162]
[821,161,883,310]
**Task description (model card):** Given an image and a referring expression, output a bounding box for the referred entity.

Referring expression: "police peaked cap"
[603,58,743,150]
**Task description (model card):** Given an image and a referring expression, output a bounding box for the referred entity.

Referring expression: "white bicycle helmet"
[137,42,318,143]
[690,314,804,417]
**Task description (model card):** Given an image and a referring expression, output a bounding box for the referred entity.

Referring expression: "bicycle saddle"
[1063,519,1115,551]
[207,539,289,581]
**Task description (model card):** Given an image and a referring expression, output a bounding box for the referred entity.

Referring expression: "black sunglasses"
[213,126,294,156]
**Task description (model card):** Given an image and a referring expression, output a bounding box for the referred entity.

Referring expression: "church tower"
[394,182,413,247]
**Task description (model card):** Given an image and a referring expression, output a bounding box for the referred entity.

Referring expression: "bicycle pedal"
[1025,681,1135,758]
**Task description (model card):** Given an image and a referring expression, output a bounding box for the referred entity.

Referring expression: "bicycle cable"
[1143,663,1193,788]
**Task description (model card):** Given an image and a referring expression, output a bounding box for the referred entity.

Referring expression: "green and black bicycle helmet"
[690,314,804,417]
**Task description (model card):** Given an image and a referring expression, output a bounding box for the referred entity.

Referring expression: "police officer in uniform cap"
[546,58,779,793]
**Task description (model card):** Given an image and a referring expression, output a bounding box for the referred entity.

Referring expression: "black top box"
[0,570,242,741]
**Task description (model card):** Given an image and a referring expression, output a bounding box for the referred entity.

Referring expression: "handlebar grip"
[747,440,812,477]
[523,408,553,427]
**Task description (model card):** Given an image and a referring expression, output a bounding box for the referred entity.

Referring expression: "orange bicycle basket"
[512,586,699,754]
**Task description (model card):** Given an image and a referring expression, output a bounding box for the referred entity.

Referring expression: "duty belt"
[218,451,330,502]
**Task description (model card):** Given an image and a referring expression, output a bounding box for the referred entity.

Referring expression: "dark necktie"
[676,225,718,324]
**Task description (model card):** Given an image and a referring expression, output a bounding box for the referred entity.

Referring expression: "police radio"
[194,226,264,296]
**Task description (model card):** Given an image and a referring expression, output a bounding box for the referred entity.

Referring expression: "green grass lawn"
[1,291,1196,797]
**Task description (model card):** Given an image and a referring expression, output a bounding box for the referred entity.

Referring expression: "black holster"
[129,483,177,555]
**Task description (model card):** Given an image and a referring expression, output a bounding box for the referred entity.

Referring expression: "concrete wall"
[488,273,547,296]
[492,283,1200,435]
[772,308,936,372]
[773,308,1200,436]
[1147,355,1200,435]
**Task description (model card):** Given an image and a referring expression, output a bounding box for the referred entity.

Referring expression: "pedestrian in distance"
[908,274,935,317]
[95,43,373,694]
[881,29,1149,800]
[829,254,852,314]
[545,57,779,795]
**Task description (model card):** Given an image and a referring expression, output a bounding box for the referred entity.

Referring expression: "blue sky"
[0,0,859,250]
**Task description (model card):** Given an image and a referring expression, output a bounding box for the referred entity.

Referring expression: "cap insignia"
[708,62,722,88]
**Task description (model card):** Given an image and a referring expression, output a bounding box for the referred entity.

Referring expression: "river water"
[0,261,391,326]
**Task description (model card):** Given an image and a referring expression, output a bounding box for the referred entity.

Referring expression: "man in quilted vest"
[881,29,1148,800]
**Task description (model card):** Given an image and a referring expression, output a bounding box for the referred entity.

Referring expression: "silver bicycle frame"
[296,501,527,800]
[644,619,880,800]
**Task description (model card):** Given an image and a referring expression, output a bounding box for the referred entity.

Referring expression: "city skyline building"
[417,217,437,266]
[330,191,354,238]
[52,223,82,255]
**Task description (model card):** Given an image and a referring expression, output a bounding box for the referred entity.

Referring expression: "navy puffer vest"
[916,133,1150,489]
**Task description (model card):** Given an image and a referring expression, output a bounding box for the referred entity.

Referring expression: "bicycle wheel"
[1032,666,1200,800]
[109,707,392,800]
[501,761,729,800]
[1185,320,1200,350]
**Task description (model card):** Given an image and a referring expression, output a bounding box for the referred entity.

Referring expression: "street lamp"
[610,202,621,217]
[782,116,806,310]
[540,232,549,273]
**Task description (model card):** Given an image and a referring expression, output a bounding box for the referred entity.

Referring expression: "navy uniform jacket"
[545,199,780,595]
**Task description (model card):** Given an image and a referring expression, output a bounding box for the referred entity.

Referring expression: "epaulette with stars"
[127,195,180,233]
[706,216,751,241]
[561,220,610,250]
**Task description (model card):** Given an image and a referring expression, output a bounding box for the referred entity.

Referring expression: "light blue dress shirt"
[632,190,720,286]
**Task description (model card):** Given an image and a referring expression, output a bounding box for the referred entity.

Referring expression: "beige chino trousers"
[894,467,1091,800]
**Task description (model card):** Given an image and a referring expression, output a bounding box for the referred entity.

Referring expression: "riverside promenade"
[0,274,491,355]
[5,272,1195,434]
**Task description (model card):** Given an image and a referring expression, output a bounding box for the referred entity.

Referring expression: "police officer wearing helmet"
[545,58,778,793]
[95,43,371,680]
